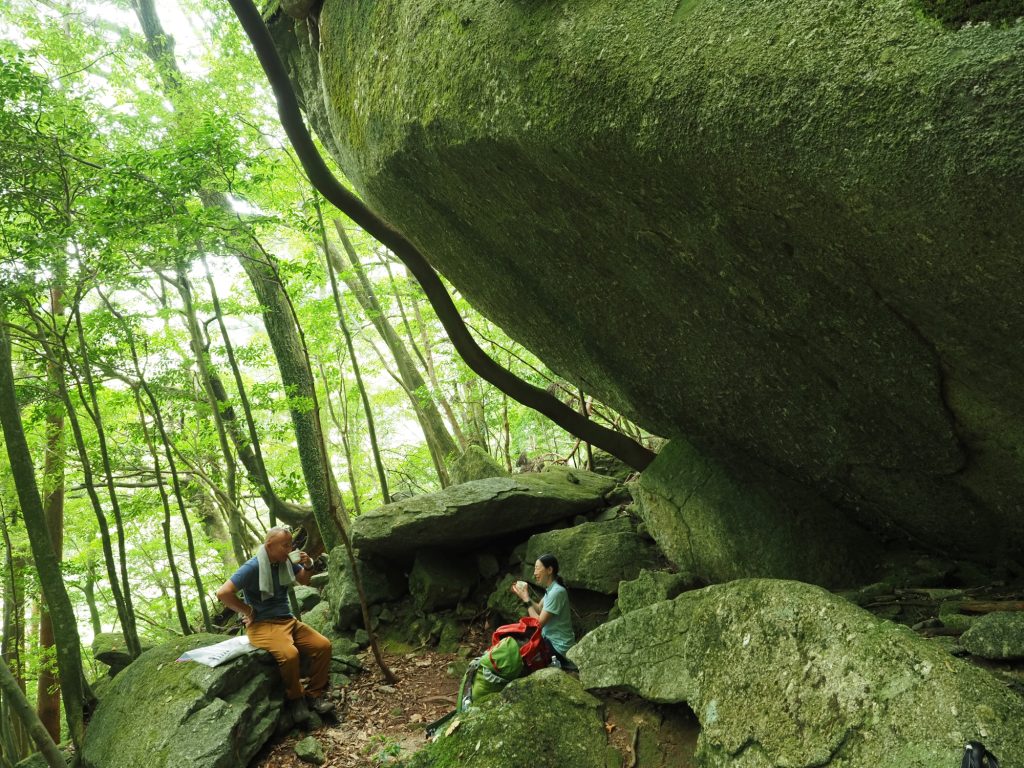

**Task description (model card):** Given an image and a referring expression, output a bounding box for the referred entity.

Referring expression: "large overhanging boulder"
[81,634,283,768]
[569,579,1024,766]
[350,467,618,557]
[272,1,1024,562]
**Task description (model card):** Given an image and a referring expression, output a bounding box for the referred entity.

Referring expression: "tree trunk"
[36,287,65,741]
[171,270,245,564]
[0,511,26,692]
[409,289,467,449]
[318,360,361,516]
[330,220,457,485]
[131,388,191,635]
[201,254,284,528]
[316,203,389,505]
[71,305,142,657]
[0,657,65,768]
[0,320,86,750]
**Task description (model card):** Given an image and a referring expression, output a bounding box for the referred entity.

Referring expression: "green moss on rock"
[276,0,1024,564]
[570,579,1024,766]
[81,634,282,768]
[404,669,606,768]
[918,0,1024,26]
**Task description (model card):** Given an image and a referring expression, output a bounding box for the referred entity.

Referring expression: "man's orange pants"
[247,617,331,700]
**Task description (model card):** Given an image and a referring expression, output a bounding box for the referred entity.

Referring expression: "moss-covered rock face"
[324,546,405,630]
[960,611,1024,659]
[81,634,282,768]
[405,669,607,768]
[351,468,617,557]
[633,439,877,586]
[523,517,664,594]
[918,0,1024,26]
[569,580,1024,766]
[408,549,477,610]
[448,444,509,484]
[276,0,1024,563]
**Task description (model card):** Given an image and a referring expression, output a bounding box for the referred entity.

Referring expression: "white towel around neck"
[256,543,297,601]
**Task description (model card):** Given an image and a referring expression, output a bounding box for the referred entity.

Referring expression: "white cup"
[288,550,303,564]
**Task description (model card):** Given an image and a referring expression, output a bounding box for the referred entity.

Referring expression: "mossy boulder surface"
[449,444,509,484]
[405,669,606,768]
[615,568,694,615]
[633,439,876,587]
[523,517,663,594]
[960,611,1024,659]
[570,579,1024,767]
[81,634,282,768]
[275,0,1024,563]
[324,546,405,630]
[408,549,477,610]
[351,467,617,557]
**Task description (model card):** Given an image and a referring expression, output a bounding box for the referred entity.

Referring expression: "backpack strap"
[962,742,1000,768]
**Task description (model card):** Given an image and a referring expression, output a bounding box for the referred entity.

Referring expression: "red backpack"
[491,616,555,672]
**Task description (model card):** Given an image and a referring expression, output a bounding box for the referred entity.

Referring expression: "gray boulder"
[292,584,322,613]
[351,467,617,557]
[523,517,663,594]
[405,669,606,768]
[324,546,405,631]
[570,579,1024,767]
[449,444,509,484]
[633,439,877,587]
[81,634,282,768]
[960,612,1024,660]
[616,569,694,615]
[408,549,476,611]
[91,632,152,676]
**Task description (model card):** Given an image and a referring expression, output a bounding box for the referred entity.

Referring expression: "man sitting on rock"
[216,527,333,720]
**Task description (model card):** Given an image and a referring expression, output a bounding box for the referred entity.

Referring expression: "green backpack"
[468,636,525,706]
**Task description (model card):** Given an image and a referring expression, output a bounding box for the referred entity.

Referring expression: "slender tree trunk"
[409,290,467,449]
[502,391,513,472]
[318,360,362,515]
[71,305,142,657]
[579,389,594,471]
[144,391,213,633]
[315,204,389,505]
[30,307,139,663]
[36,287,65,741]
[170,270,245,564]
[131,388,191,635]
[201,254,281,528]
[0,321,86,750]
[0,507,26,692]
[330,220,457,485]
[80,559,102,639]
[0,658,65,768]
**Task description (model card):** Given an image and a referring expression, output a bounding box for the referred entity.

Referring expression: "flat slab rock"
[570,579,1024,767]
[351,467,617,557]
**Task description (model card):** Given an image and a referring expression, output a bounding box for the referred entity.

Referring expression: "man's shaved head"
[265,526,292,545]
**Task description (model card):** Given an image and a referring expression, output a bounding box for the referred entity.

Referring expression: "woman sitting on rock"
[511,553,576,666]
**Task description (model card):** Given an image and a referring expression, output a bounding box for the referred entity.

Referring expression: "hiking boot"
[307,695,334,715]
[288,696,312,723]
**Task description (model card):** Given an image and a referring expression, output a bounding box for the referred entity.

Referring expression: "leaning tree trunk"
[0,321,86,750]
[0,658,65,768]
[318,360,362,516]
[0,511,26,691]
[330,221,458,485]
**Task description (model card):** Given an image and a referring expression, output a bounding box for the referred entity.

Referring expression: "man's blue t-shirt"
[541,580,575,656]
[230,557,301,622]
